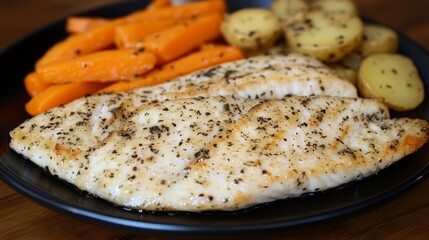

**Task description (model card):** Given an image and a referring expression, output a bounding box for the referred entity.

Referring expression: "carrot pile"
[24,0,244,116]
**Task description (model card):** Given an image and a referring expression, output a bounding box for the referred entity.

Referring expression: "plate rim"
[1,146,428,235]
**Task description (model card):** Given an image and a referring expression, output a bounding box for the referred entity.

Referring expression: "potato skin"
[221,8,282,51]
[358,53,425,111]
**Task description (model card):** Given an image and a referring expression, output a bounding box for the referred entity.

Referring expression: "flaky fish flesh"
[9,54,428,211]
[10,95,428,211]
[9,54,356,185]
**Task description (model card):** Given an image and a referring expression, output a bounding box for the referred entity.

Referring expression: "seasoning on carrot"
[141,13,224,63]
[25,82,109,116]
[35,0,226,68]
[99,45,244,93]
[35,21,120,69]
[114,19,177,49]
[24,72,51,97]
[145,0,171,11]
[37,49,157,84]
[24,0,235,116]
[199,43,229,51]
[66,16,110,34]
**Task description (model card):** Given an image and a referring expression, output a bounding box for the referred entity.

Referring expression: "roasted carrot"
[144,45,244,83]
[141,13,224,63]
[66,17,110,34]
[37,49,157,84]
[25,82,109,116]
[145,0,171,11]
[125,0,226,23]
[36,0,226,68]
[24,72,51,97]
[35,21,121,68]
[200,43,229,50]
[114,19,177,49]
[99,45,244,93]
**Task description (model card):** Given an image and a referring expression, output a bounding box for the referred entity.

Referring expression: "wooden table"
[1,0,428,239]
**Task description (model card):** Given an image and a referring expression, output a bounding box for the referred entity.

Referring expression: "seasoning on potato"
[358,24,399,57]
[285,10,363,62]
[221,8,282,52]
[270,0,309,26]
[358,53,425,111]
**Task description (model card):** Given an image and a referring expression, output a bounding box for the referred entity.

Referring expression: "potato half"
[244,43,291,57]
[358,24,399,57]
[285,11,363,62]
[270,0,309,26]
[358,53,425,111]
[221,8,282,51]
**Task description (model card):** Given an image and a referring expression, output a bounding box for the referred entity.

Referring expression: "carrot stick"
[37,49,157,84]
[199,43,230,51]
[141,13,224,63]
[35,0,226,68]
[99,45,244,93]
[66,17,110,34]
[124,0,226,23]
[25,82,109,116]
[114,19,177,49]
[146,0,171,11]
[35,21,120,68]
[24,72,51,97]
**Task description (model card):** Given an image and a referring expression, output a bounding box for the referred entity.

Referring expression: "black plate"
[1,0,429,237]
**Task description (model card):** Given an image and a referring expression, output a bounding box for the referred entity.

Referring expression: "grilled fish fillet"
[10,96,428,211]
[10,54,427,211]
[10,54,356,185]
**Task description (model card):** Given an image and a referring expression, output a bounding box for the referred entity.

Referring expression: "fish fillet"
[10,54,427,211]
[10,96,429,211]
[10,54,356,185]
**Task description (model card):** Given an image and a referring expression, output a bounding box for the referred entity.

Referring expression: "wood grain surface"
[1,0,429,239]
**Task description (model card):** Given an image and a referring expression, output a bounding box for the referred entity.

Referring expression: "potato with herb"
[358,53,425,111]
[285,11,363,62]
[244,43,291,57]
[270,0,309,26]
[311,0,358,16]
[358,24,399,57]
[221,8,282,51]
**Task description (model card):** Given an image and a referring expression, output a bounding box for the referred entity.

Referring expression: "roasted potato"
[285,11,363,62]
[270,0,309,26]
[358,24,399,57]
[244,43,291,57]
[221,8,282,51]
[358,53,425,111]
